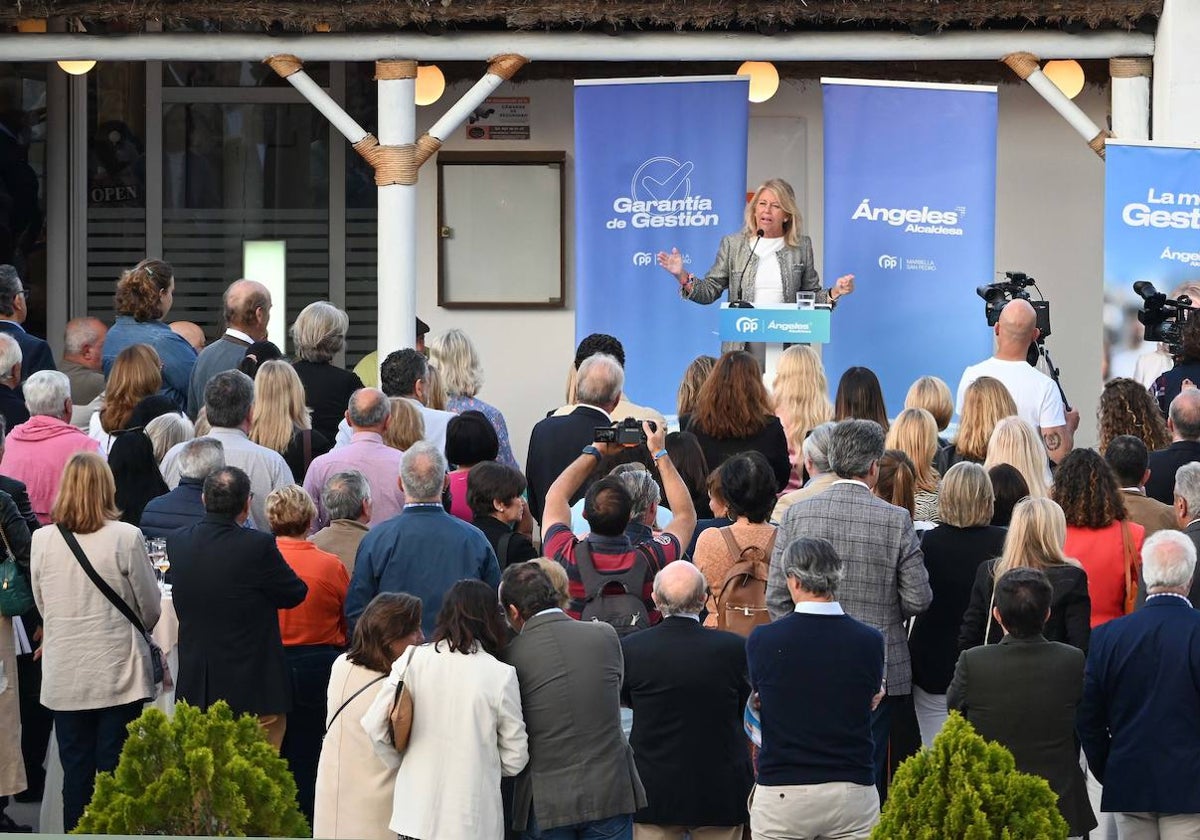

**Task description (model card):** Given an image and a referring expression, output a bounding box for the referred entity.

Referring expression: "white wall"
[414,76,1107,466]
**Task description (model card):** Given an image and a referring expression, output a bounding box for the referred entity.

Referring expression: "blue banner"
[1104,141,1200,380]
[821,79,998,416]
[719,305,831,344]
[574,77,749,414]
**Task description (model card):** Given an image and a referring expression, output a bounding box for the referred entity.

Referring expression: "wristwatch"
[581,445,602,460]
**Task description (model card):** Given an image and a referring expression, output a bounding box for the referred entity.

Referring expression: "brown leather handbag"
[388,646,418,750]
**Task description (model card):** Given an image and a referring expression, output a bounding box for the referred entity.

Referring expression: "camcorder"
[594,418,657,446]
[1134,281,1197,357]
[976,272,1052,338]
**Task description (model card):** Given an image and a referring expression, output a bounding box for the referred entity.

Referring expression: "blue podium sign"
[718,304,831,344]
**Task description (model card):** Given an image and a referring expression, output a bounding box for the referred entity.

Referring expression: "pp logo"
[632,252,654,267]
[735,316,759,335]
[878,255,899,270]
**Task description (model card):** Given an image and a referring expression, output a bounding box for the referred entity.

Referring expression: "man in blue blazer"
[1078,529,1200,838]
[0,265,55,382]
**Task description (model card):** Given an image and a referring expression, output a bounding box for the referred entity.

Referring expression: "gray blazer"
[768,481,932,694]
[500,611,646,831]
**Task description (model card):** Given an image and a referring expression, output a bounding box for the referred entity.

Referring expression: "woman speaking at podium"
[656,178,855,354]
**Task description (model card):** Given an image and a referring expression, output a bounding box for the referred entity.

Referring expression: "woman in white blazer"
[364,580,528,840]
[314,592,424,840]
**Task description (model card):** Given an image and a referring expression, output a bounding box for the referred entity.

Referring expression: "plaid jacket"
[768,480,931,694]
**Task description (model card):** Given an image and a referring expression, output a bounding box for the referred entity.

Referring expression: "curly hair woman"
[1052,448,1145,627]
[1098,376,1170,455]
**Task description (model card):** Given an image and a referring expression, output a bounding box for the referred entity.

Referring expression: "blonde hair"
[99,344,162,433]
[772,345,833,450]
[425,362,448,411]
[904,376,953,432]
[677,355,717,417]
[52,452,120,534]
[955,376,1017,462]
[428,329,483,398]
[994,496,1070,580]
[145,412,195,463]
[744,179,803,247]
[939,462,994,528]
[984,416,1051,499]
[384,397,425,451]
[249,360,311,455]
[885,408,940,494]
[193,407,211,437]
[290,301,348,363]
[534,557,571,610]
[266,484,316,538]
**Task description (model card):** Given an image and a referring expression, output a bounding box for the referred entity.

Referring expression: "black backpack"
[575,539,650,637]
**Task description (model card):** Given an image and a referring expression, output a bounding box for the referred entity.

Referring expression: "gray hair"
[0,332,20,384]
[400,440,447,503]
[827,419,886,479]
[1170,389,1200,441]
[204,370,254,428]
[347,387,390,429]
[0,266,20,318]
[64,317,105,356]
[802,421,837,474]
[782,537,844,598]
[610,462,660,522]
[290,300,348,363]
[323,470,371,521]
[653,561,708,617]
[23,370,70,418]
[1142,529,1198,591]
[145,412,195,463]
[176,436,226,480]
[575,353,624,408]
[1175,463,1200,518]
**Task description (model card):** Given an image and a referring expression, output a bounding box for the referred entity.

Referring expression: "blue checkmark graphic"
[641,161,694,202]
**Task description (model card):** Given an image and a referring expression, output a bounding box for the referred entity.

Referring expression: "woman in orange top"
[267,484,351,824]
[1053,449,1145,628]
[693,451,778,629]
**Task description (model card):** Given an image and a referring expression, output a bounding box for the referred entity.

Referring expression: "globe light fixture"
[415,64,446,106]
[57,60,97,75]
[1042,59,1085,99]
[737,61,780,104]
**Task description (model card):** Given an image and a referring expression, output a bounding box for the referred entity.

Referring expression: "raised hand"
[656,247,686,281]
[834,274,855,298]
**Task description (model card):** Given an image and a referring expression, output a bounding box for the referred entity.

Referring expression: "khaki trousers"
[635,824,745,840]
[258,713,287,752]
[1115,813,1200,840]
[749,782,878,840]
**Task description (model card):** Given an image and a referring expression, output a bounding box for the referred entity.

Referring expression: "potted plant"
[75,701,309,837]
[873,712,1068,839]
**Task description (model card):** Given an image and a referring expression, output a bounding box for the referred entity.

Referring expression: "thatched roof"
[0,0,1163,32]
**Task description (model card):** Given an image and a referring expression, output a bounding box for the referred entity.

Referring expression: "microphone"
[736,228,764,303]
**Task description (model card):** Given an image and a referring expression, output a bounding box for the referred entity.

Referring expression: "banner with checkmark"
[574,76,749,414]
[821,78,998,416]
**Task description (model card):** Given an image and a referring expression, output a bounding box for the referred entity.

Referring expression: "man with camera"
[542,418,697,633]
[955,299,1078,464]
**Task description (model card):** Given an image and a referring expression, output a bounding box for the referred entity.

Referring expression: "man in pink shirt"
[303,388,405,530]
[3,370,100,523]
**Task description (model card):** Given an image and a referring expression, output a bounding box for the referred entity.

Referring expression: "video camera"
[594,418,657,446]
[1134,281,1198,358]
[976,272,1052,338]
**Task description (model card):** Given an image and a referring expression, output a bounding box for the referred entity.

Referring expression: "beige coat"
[31,520,161,711]
[0,614,26,796]
[313,655,395,840]
[311,520,369,576]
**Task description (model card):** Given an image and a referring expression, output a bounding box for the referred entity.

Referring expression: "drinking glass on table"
[147,538,169,587]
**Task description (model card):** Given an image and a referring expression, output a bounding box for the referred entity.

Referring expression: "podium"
[718,303,832,344]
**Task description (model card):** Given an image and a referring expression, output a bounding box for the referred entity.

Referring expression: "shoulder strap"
[57,524,147,635]
[1121,518,1136,594]
[718,526,741,560]
[575,538,647,600]
[326,673,386,733]
[762,528,778,556]
[574,539,605,600]
[302,428,313,469]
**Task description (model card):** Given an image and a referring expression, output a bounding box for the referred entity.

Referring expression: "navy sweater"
[747,610,884,787]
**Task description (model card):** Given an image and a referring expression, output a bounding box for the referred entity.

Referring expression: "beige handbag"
[388,647,417,751]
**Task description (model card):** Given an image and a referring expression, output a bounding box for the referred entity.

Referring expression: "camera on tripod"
[1134,281,1197,357]
[976,272,1052,338]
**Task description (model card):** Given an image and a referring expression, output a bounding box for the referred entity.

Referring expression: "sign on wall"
[464,96,531,140]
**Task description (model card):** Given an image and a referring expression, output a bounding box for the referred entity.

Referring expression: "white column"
[1153,0,1200,142]
[1111,58,1151,141]
[376,61,418,359]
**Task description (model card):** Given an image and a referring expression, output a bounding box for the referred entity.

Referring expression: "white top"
[955,356,1067,430]
[334,397,455,453]
[87,407,116,457]
[751,237,787,305]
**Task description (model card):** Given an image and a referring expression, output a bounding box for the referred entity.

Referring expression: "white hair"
[0,333,20,384]
[23,370,70,418]
[400,440,447,502]
[1142,529,1198,591]
[1176,463,1200,518]
[575,353,624,408]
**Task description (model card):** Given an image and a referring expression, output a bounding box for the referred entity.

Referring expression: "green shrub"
[873,712,1068,839]
[74,701,310,837]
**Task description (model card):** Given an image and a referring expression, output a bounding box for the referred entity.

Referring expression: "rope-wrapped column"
[1003,52,1110,159]
[375,59,419,356]
[1111,57,1152,141]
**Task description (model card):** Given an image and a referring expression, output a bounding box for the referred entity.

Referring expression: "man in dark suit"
[1079,529,1200,837]
[947,568,1095,837]
[168,466,307,750]
[525,352,624,523]
[768,419,931,796]
[621,561,752,840]
[1146,389,1200,505]
[1135,461,1200,611]
[0,264,55,382]
[499,562,645,838]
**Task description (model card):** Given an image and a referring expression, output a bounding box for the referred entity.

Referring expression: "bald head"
[223,279,271,339]
[653,561,708,617]
[169,320,206,353]
[346,387,390,431]
[1170,388,1200,441]
[996,299,1039,351]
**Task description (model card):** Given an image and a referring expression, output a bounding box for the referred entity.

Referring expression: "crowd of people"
[1,257,1200,840]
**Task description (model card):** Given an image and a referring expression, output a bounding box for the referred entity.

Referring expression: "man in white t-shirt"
[955,299,1079,464]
